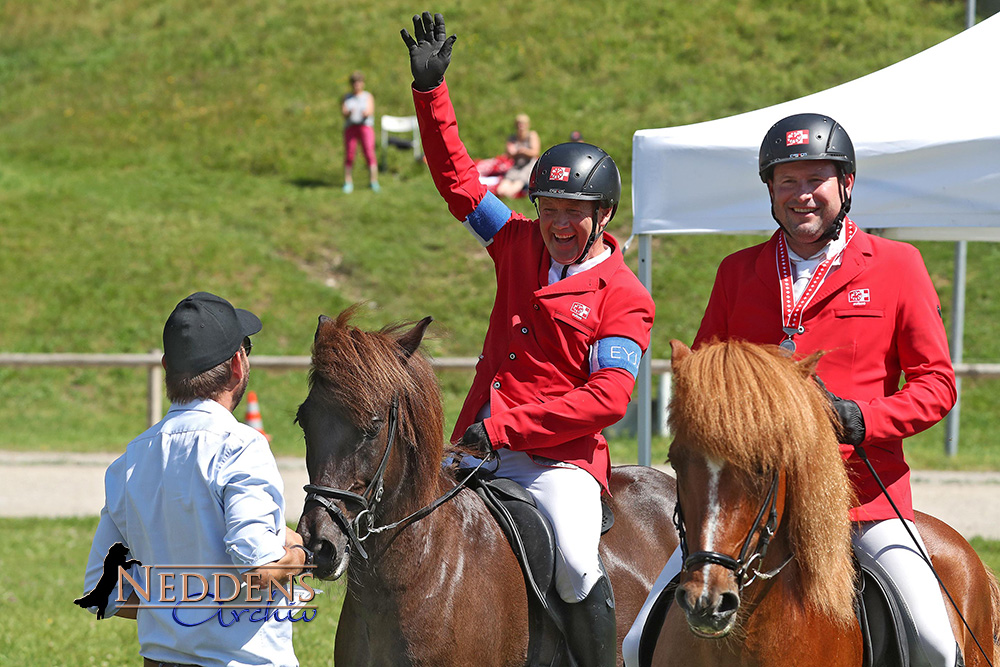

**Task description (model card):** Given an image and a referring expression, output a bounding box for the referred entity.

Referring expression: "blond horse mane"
[669,340,856,626]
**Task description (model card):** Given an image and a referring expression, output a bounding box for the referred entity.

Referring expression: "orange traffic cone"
[245,391,271,442]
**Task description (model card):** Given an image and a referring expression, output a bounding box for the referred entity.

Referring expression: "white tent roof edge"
[631,15,1000,242]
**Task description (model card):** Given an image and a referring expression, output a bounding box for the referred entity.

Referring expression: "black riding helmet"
[528,142,621,265]
[759,113,856,240]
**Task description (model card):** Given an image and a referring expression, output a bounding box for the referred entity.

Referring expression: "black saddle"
[635,559,909,667]
[856,558,909,667]
[464,470,614,666]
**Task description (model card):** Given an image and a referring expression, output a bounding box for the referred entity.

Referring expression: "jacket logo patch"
[848,288,870,306]
[570,302,591,320]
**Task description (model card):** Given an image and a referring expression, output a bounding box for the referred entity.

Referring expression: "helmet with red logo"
[528,142,621,221]
[759,114,856,241]
[758,113,855,183]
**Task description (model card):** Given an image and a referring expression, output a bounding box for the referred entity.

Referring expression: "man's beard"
[231,358,250,410]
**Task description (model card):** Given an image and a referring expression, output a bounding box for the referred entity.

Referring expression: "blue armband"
[462,191,510,246]
[589,337,643,379]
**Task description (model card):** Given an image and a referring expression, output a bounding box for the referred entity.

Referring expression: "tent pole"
[638,234,653,466]
[945,3,976,457]
[945,240,966,457]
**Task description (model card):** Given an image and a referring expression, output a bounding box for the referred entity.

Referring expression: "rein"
[302,396,492,561]
[854,445,994,667]
[674,470,794,591]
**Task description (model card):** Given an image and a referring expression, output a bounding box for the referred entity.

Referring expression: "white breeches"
[461,449,604,603]
[623,519,959,667]
[623,545,682,667]
[854,519,958,667]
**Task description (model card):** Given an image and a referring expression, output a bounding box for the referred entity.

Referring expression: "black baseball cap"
[163,292,262,374]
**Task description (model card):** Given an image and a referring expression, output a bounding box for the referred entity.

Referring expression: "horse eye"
[362,416,384,439]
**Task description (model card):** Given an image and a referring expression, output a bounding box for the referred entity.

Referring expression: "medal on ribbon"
[776,219,857,354]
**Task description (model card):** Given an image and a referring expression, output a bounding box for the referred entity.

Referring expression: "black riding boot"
[565,574,617,667]
[955,642,965,667]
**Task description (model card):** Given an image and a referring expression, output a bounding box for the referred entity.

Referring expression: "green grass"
[2,517,997,665]
[0,0,996,468]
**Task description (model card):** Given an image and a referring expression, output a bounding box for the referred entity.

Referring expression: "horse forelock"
[308,308,445,494]
[669,340,856,625]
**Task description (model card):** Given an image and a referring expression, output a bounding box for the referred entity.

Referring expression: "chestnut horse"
[651,339,1000,667]
[295,308,679,666]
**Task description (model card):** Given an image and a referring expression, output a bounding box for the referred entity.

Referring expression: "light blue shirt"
[82,399,297,667]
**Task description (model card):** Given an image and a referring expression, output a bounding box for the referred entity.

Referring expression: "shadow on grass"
[287,178,335,189]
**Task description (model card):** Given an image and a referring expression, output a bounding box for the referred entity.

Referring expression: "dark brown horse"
[295,307,679,666]
[651,339,1000,667]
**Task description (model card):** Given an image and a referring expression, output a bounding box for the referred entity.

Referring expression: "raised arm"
[402,12,516,242]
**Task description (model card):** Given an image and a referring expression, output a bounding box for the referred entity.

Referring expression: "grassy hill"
[1,0,996,468]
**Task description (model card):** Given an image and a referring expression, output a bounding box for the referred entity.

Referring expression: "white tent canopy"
[632,15,1000,241]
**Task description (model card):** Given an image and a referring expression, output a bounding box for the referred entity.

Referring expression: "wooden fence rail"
[0,352,996,429]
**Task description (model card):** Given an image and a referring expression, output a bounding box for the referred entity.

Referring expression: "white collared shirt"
[547,246,612,285]
[82,399,296,667]
[788,223,848,304]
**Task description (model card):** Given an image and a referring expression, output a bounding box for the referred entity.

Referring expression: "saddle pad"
[470,473,556,603]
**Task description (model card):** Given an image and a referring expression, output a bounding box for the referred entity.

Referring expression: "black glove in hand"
[400,11,456,92]
[814,376,866,447]
[831,397,866,447]
[459,421,494,458]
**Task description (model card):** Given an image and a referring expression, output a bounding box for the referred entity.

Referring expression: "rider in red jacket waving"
[403,13,655,666]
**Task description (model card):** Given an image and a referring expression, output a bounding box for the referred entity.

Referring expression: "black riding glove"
[459,421,494,458]
[400,11,456,92]
[814,376,866,447]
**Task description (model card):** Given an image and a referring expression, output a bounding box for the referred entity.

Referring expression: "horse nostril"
[675,586,694,614]
[717,591,740,616]
[314,539,335,560]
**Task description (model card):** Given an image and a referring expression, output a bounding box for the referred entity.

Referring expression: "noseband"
[673,470,794,591]
[302,396,492,562]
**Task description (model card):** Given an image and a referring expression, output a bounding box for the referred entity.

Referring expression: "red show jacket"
[413,81,655,492]
[694,228,956,521]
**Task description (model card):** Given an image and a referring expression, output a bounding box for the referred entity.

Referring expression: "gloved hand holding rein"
[457,421,494,459]
[400,12,456,92]
[813,375,866,447]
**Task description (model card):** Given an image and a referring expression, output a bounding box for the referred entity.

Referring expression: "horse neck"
[348,472,465,595]
[731,525,860,664]
[350,430,451,574]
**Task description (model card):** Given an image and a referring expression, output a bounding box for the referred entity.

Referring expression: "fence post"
[148,349,162,428]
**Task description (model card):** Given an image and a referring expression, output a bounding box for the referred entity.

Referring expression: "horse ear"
[397,316,433,358]
[669,339,692,372]
[315,315,332,341]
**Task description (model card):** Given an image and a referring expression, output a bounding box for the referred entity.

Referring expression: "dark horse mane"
[309,305,447,505]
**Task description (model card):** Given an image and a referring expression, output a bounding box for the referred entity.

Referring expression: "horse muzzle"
[675,579,740,638]
[297,508,351,580]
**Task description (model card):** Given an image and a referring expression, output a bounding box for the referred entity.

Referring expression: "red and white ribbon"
[776,218,857,344]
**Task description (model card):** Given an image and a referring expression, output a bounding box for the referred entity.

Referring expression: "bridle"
[302,395,491,562]
[302,397,400,561]
[673,470,794,591]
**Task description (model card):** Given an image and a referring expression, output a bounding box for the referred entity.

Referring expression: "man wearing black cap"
[80,292,307,667]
